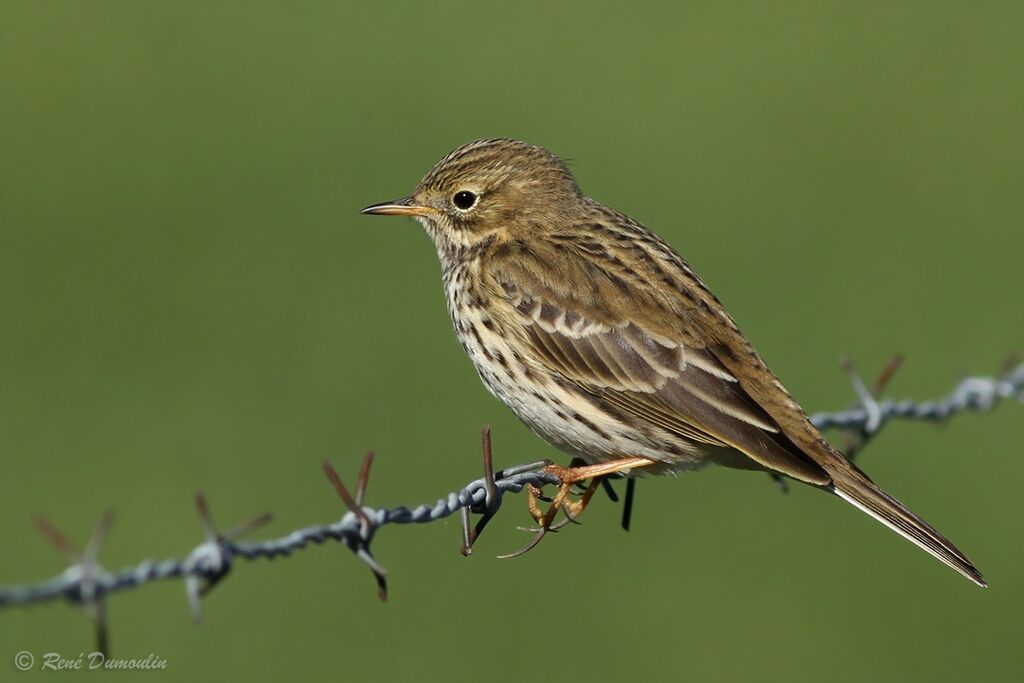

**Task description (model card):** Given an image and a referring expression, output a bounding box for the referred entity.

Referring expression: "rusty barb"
[1,359,1021,653]
[322,453,389,602]
[838,353,905,461]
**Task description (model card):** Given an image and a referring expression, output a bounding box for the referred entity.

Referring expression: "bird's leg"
[566,457,591,494]
[498,456,655,559]
[546,458,652,528]
[550,475,605,529]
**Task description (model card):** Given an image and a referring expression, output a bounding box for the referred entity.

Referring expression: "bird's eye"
[452,190,477,210]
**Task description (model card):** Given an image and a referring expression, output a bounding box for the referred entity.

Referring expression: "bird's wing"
[482,231,985,586]
[484,237,831,485]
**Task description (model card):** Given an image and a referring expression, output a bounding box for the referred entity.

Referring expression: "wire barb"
[322,457,388,601]
[185,493,272,624]
[33,511,115,656]
[1,360,1021,652]
[460,426,504,556]
[835,355,904,461]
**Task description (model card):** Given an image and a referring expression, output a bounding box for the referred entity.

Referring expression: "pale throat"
[415,215,498,267]
[416,215,467,263]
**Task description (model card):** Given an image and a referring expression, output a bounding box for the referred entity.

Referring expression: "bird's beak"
[360,196,433,217]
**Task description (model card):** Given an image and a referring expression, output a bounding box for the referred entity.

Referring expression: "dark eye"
[452,190,477,210]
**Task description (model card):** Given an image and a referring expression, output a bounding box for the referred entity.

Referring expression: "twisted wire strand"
[0,464,559,608]
[810,363,1024,432]
[1,362,1021,618]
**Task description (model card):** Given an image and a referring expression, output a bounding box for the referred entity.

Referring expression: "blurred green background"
[2,2,1022,681]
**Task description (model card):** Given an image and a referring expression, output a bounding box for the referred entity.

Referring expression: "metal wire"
[0,461,560,611]
[1,360,1021,646]
[811,362,1024,431]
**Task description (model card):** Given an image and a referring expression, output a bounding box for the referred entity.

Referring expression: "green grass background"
[2,2,1022,681]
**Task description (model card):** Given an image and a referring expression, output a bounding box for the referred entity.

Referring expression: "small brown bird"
[362,138,984,586]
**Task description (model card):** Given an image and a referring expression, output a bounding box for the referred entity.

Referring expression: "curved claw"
[497,526,549,560]
[503,457,656,559]
[548,513,582,531]
[515,525,560,534]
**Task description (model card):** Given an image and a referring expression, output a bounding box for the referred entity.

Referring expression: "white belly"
[447,294,707,475]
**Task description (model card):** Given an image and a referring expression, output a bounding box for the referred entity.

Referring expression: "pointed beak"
[360,196,434,217]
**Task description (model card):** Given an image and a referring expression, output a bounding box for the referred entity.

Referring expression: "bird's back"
[454,199,984,586]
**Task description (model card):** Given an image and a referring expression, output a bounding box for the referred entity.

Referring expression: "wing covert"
[487,243,830,485]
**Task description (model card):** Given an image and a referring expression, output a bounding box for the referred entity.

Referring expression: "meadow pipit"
[362,138,983,586]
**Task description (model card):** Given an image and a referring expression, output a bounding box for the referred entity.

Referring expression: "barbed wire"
[1,357,1021,655]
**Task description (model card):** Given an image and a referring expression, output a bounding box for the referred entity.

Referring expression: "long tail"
[827,461,986,587]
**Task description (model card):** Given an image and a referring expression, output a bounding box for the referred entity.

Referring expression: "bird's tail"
[827,460,986,587]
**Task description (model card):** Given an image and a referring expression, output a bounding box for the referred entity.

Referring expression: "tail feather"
[829,466,985,587]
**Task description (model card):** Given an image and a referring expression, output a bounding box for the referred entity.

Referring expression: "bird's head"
[362,138,582,259]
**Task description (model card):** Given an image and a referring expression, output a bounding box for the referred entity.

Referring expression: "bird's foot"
[497,456,654,559]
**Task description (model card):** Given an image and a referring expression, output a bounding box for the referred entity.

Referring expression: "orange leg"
[498,456,655,559]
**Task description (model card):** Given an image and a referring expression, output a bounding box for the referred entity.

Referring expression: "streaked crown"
[416,138,579,198]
